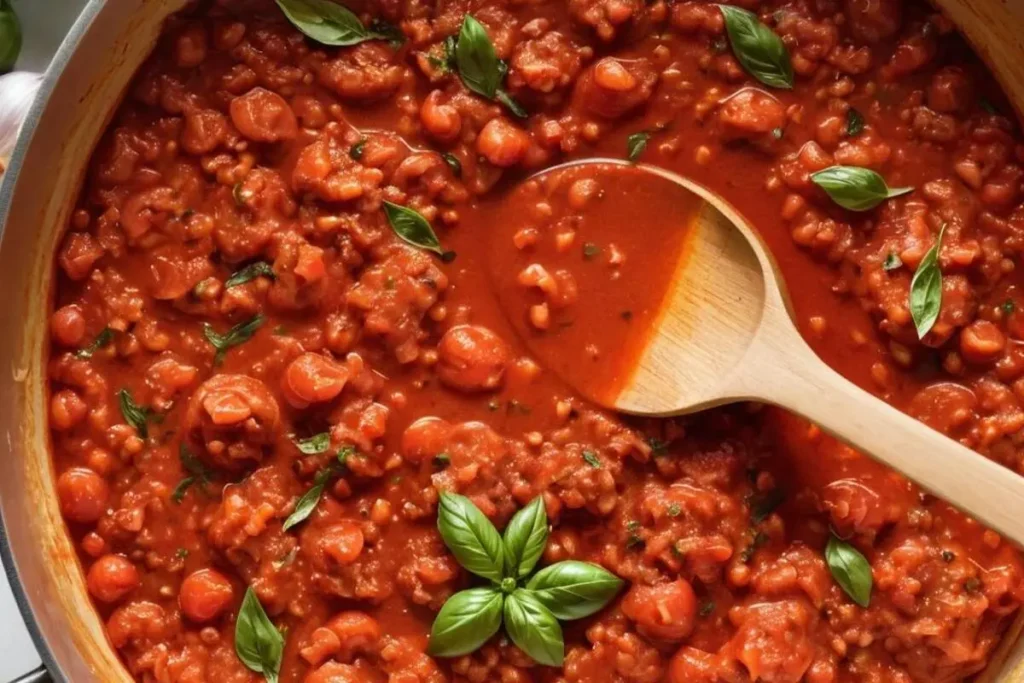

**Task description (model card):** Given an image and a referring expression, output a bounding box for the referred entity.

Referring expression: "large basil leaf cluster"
[429,493,624,666]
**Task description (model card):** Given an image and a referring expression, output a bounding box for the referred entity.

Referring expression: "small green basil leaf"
[810,166,913,212]
[882,252,903,272]
[173,443,214,503]
[455,15,501,100]
[275,0,386,47]
[203,314,265,365]
[171,476,196,504]
[525,560,623,620]
[427,587,504,657]
[225,261,276,289]
[846,107,864,137]
[349,138,367,160]
[118,389,153,439]
[235,587,284,683]
[718,5,793,90]
[282,468,332,531]
[437,492,505,583]
[504,589,564,667]
[825,534,872,608]
[496,88,528,118]
[76,327,114,359]
[442,152,462,178]
[750,488,785,524]
[502,497,548,579]
[294,432,331,455]
[383,201,444,256]
[0,0,21,72]
[582,450,601,468]
[627,132,650,162]
[909,224,946,338]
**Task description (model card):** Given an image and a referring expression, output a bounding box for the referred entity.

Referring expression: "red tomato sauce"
[45,0,1024,682]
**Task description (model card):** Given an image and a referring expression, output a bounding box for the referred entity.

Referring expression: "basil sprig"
[293,432,331,455]
[118,389,155,439]
[811,166,913,212]
[451,15,525,117]
[203,314,265,365]
[235,587,284,683]
[225,261,276,289]
[429,493,623,665]
[846,108,864,137]
[172,444,215,504]
[718,5,793,90]
[383,201,451,257]
[909,224,946,338]
[626,132,650,162]
[76,327,114,359]
[825,534,872,608]
[0,0,21,72]
[282,468,332,531]
[275,0,399,47]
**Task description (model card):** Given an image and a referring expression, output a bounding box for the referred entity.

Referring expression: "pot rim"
[0,1,106,680]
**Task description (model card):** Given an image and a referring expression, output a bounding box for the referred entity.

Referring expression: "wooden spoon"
[524,159,1024,546]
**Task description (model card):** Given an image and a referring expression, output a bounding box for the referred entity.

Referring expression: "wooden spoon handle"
[743,338,1024,546]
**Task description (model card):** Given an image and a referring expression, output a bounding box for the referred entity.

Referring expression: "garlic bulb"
[0,70,41,169]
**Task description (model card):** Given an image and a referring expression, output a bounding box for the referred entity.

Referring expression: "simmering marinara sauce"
[46,0,1024,680]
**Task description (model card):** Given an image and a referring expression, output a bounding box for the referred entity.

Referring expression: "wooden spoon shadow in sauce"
[488,158,1024,547]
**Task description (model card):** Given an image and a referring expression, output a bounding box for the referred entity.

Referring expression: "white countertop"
[1,1,89,681]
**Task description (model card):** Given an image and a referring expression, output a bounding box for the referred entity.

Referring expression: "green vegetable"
[525,560,623,620]
[437,492,505,583]
[427,587,504,657]
[810,166,913,212]
[235,587,284,683]
[275,0,392,46]
[699,600,715,617]
[718,5,793,89]
[118,389,154,439]
[825,534,872,608]
[225,262,276,289]
[0,0,21,72]
[442,152,462,178]
[349,138,367,160]
[429,495,622,664]
[846,107,865,137]
[582,450,601,468]
[750,488,784,523]
[909,224,946,338]
[1002,299,1016,315]
[282,468,332,531]
[452,15,525,117]
[76,327,113,359]
[502,497,547,579]
[294,432,331,455]
[627,132,650,162]
[203,314,265,365]
[504,589,564,667]
[383,201,445,256]
[172,444,214,504]
[882,252,903,271]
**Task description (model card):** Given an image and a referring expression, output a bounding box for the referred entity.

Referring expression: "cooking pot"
[3,1,1024,681]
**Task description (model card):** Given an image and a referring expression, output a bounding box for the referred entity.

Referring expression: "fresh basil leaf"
[627,132,650,162]
[437,491,505,583]
[442,152,462,178]
[203,314,265,365]
[282,468,332,531]
[369,18,405,48]
[383,201,445,256]
[0,0,22,72]
[750,488,784,523]
[825,534,872,608]
[718,5,793,90]
[525,560,623,620]
[502,497,548,579]
[810,166,913,212]
[173,444,214,503]
[76,327,113,359]
[171,476,196,504]
[349,138,367,160]
[909,224,946,338]
[882,252,903,271]
[582,450,601,468]
[846,107,864,137]
[427,587,504,657]
[275,0,388,46]
[294,432,331,455]
[337,445,355,467]
[1003,299,1016,315]
[504,589,564,667]
[496,89,528,118]
[235,587,284,683]
[118,389,153,439]
[225,262,276,289]
[455,15,501,99]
